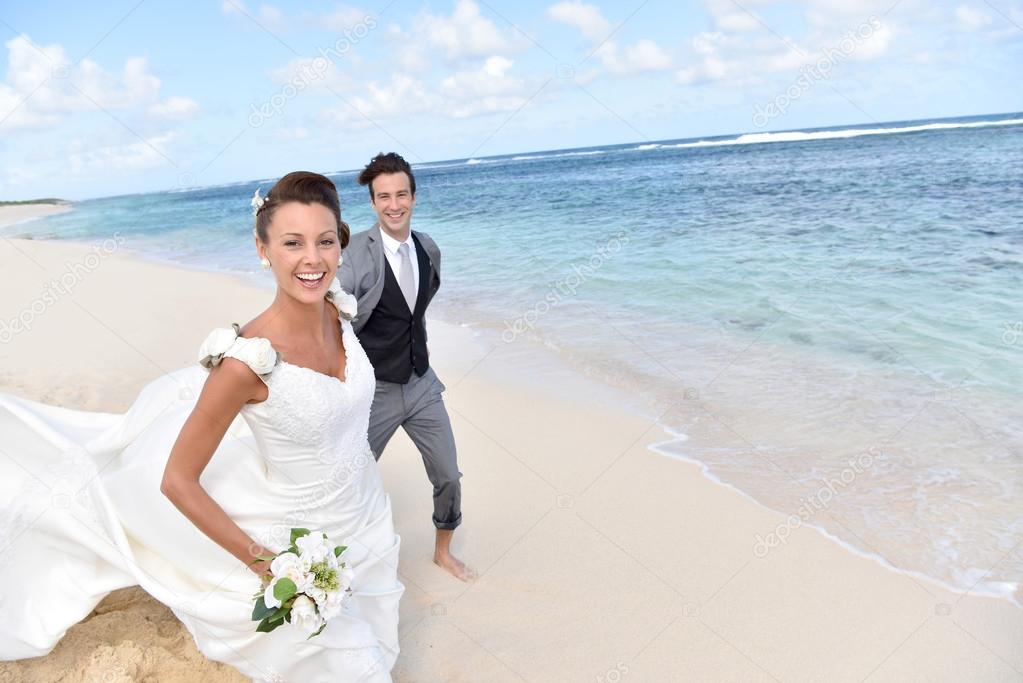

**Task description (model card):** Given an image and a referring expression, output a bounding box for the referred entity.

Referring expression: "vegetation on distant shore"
[0,198,69,206]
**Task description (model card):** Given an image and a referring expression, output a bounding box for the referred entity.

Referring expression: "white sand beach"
[0,236,1020,682]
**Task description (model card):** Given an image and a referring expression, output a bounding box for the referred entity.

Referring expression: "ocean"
[6,112,1022,605]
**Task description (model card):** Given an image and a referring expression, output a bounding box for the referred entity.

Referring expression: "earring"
[260,257,271,270]
[337,255,344,267]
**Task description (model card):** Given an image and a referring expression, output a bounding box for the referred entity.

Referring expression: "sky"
[0,0,1021,200]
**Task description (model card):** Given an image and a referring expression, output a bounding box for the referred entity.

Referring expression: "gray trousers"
[367,367,462,530]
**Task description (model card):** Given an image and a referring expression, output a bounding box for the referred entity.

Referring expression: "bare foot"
[433,550,477,582]
[433,528,477,582]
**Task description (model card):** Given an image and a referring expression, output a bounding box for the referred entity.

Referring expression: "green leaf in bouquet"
[251,595,276,622]
[307,622,327,639]
[249,555,276,563]
[273,577,297,603]
[290,528,311,545]
[333,545,347,557]
[256,616,283,633]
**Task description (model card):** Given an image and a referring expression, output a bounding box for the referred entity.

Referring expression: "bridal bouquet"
[251,528,355,638]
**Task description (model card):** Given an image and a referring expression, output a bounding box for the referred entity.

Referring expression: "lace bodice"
[197,292,375,484]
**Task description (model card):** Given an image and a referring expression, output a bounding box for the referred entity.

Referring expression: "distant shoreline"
[0,198,70,206]
[0,201,73,230]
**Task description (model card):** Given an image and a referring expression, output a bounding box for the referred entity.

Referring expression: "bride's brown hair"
[254,171,350,248]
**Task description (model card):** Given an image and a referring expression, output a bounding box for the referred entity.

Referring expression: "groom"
[340,152,473,581]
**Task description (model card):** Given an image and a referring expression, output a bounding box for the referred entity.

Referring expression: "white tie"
[397,242,417,313]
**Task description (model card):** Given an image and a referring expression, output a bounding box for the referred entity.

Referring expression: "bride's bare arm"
[161,358,273,576]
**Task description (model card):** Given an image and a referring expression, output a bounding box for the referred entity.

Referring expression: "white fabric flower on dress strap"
[198,324,242,369]
[251,188,266,216]
[198,324,280,379]
[325,278,358,322]
[233,337,279,376]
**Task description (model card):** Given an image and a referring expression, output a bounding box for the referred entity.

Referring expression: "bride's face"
[257,201,341,304]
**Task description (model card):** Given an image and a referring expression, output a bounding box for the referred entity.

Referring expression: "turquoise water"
[7,113,1022,603]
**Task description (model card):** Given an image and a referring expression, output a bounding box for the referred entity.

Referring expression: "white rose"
[197,326,238,368]
[235,337,278,376]
[290,594,323,634]
[307,586,327,607]
[296,533,331,563]
[269,552,313,591]
[318,590,346,620]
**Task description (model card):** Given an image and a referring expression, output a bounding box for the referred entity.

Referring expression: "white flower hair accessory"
[251,188,266,216]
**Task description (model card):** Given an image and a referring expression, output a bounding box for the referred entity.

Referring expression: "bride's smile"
[295,271,327,288]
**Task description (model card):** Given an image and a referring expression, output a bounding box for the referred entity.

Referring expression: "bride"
[0,171,403,681]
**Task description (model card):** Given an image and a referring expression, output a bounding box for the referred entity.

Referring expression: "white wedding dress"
[0,292,403,682]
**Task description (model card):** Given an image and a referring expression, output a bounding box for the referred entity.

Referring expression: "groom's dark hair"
[358,152,416,199]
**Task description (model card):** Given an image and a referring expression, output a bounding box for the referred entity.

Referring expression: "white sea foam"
[649,427,1021,607]
[651,117,1023,149]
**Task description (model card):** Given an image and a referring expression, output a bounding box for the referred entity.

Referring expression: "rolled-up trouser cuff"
[433,512,462,531]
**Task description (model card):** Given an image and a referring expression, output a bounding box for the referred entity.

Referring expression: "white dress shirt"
[379,228,419,301]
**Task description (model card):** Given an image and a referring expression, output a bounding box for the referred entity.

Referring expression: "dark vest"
[359,234,431,383]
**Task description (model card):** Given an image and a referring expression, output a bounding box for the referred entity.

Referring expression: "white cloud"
[417,0,517,62]
[674,6,895,87]
[386,23,432,75]
[382,0,523,76]
[322,6,371,31]
[68,131,177,173]
[440,56,529,117]
[322,55,532,125]
[674,30,801,85]
[850,22,894,60]
[547,0,613,42]
[148,96,200,120]
[220,1,294,33]
[267,56,353,92]
[699,0,767,32]
[327,74,437,126]
[0,35,194,130]
[277,126,310,140]
[547,2,672,76]
[954,5,992,30]
[597,39,673,75]
[225,1,377,36]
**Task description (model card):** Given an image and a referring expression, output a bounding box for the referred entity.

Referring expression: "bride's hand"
[250,557,272,576]
[247,546,274,583]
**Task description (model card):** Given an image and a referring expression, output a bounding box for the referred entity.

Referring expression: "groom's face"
[370,172,415,238]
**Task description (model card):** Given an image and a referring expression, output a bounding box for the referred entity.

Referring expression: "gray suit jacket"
[339,224,441,335]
